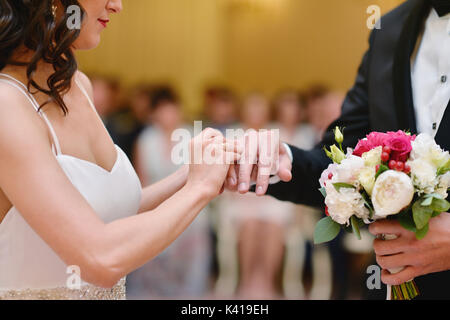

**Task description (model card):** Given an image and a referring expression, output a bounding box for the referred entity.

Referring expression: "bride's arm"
[138,165,188,213]
[133,139,189,213]
[0,88,237,289]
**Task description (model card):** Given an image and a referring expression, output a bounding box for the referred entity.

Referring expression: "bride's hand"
[185,128,242,199]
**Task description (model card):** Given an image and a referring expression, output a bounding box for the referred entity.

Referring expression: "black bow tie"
[431,0,450,17]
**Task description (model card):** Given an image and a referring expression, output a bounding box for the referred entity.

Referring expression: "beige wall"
[77,0,404,116]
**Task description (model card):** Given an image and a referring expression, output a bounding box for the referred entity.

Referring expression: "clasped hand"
[369,213,450,285]
[186,128,292,199]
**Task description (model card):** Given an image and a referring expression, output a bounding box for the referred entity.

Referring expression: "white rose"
[372,170,415,219]
[325,183,370,225]
[359,166,376,196]
[407,158,438,194]
[362,146,382,167]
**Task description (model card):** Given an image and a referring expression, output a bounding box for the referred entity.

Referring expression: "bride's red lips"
[98,19,109,28]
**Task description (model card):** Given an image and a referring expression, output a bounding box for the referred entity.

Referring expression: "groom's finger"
[278,145,293,182]
[368,220,405,237]
[255,130,278,195]
[238,130,258,193]
[373,237,408,256]
[381,266,418,286]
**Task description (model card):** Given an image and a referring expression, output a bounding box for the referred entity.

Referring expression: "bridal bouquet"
[314,128,450,300]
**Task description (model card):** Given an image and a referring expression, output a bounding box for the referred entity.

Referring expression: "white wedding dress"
[0,73,142,300]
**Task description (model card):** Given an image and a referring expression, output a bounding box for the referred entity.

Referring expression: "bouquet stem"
[388,281,420,300]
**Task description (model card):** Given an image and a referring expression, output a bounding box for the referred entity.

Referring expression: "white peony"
[372,170,415,219]
[325,183,370,225]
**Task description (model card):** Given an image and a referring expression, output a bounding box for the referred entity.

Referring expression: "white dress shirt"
[411,9,450,137]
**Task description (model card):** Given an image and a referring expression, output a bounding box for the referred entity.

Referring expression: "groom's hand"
[224,129,292,196]
[369,212,450,286]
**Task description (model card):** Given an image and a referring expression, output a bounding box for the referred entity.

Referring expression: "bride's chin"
[72,35,102,51]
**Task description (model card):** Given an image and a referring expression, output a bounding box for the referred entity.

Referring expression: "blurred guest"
[220,93,291,299]
[203,87,238,133]
[272,90,332,299]
[272,90,319,146]
[103,84,151,162]
[91,75,122,118]
[304,84,344,139]
[126,86,212,299]
[304,85,365,299]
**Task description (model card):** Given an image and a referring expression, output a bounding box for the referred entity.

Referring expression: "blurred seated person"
[127,86,212,299]
[203,86,238,133]
[103,84,151,162]
[91,74,122,119]
[221,93,292,299]
[304,84,345,139]
[272,90,319,147]
[272,90,333,299]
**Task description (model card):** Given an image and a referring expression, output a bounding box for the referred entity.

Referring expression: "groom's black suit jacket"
[266,0,450,299]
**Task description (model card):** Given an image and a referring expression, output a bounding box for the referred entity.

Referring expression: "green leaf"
[375,164,389,179]
[314,217,341,244]
[421,197,433,206]
[323,147,333,162]
[416,223,429,240]
[398,211,417,233]
[333,183,355,192]
[432,211,442,218]
[319,187,327,198]
[412,200,433,230]
[351,216,361,240]
[430,198,450,213]
[361,191,375,219]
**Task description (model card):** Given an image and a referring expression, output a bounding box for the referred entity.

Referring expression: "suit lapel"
[435,100,450,149]
[393,0,431,134]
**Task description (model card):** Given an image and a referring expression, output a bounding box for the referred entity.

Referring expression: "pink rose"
[353,139,373,157]
[353,132,389,157]
[366,132,390,147]
[385,131,415,162]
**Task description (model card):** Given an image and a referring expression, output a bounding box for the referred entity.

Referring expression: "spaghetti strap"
[0,73,62,155]
[74,77,98,113]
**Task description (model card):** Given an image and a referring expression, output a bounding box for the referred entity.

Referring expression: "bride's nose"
[107,0,123,14]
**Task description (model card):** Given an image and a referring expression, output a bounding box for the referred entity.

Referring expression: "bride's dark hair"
[0,0,85,115]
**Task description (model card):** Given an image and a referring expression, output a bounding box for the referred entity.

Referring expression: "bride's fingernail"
[257,186,263,194]
[228,177,236,186]
[239,183,247,192]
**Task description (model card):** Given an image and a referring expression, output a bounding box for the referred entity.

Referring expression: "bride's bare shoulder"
[0,81,50,150]
[75,70,94,98]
